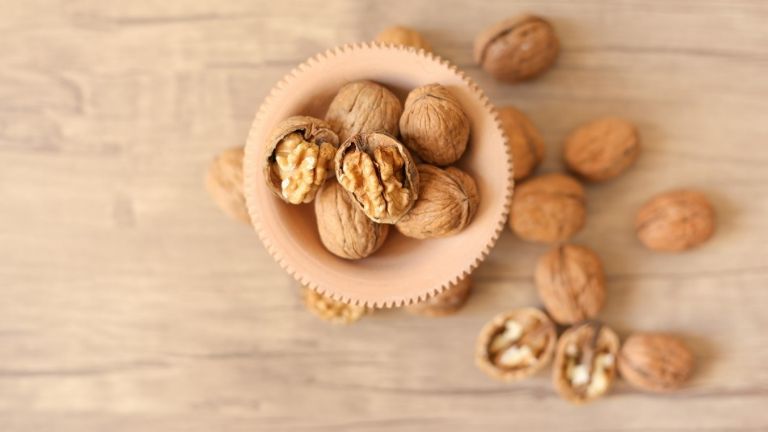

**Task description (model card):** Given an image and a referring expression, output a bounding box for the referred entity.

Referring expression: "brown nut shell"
[475,308,557,381]
[474,15,560,83]
[395,165,479,239]
[618,333,694,392]
[301,286,367,324]
[553,321,620,404]
[263,116,339,204]
[400,83,470,166]
[535,244,606,325]
[206,147,250,224]
[375,26,432,52]
[635,190,716,252]
[335,132,419,224]
[325,80,402,143]
[314,181,390,260]
[406,276,473,317]
[498,106,546,180]
[509,173,586,243]
[564,117,640,181]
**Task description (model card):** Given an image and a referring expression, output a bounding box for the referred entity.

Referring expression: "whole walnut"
[509,173,586,243]
[375,25,432,52]
[635,190,716,252]
[474,15,560,83]
[205,147,250,224]
[314,181,390,260]
[395,165,479,239]
[618,333,694,392]
[263,116,339,204]
[406,276,473,317]
[564,117,640,181]
[535,244,605,325]
[498,106,546,181]
[325,80,402,143]
[301,286,367,324]
[400,83,470,166]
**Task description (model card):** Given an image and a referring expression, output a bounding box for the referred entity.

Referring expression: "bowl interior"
[244,44,512,307]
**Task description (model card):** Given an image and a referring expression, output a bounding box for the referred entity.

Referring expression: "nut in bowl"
[243,43,512,307]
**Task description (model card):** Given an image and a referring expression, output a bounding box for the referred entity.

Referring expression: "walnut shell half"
[335,132,419,224]
[263,116,339,204]
[509,173,586,243]
[325,80,402,143]
[618,333,694,392]
[395,165,479,239]
[635,190,716,252]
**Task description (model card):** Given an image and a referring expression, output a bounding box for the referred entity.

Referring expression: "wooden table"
[2,1,767,430]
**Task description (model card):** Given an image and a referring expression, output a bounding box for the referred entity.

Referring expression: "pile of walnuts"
[206,15,716,404]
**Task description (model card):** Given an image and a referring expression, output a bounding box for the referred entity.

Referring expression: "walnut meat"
[395,165,479,239]
[375,26,432,52]
[618,333,694,392]
[535,244,606,325]
[635,190,716,252]
[498,106,546,181]
[564,117,640,181]
[400,83,470,166]
[509,173,586,243]
[476,308,557,381]
[205,147,250,224]
[325,80,402,143]
[553,321,620,404]
[301,286,367,324]
[314,181,390,260]
[335,132,419,224]
[406,276,473,317]
[263,116,339,204]
[474,15,560,83]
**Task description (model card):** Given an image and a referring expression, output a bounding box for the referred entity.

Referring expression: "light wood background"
[1,1,767,430]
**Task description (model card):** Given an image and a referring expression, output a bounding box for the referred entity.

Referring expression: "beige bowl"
[243,43,513,307]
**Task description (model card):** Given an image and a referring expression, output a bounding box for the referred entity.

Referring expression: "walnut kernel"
[301,286,367,324]
[205,147,250,224]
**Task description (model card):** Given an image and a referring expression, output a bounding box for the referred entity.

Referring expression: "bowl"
[243,43,513,307]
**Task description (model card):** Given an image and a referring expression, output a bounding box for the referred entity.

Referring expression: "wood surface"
[1,1,767,430]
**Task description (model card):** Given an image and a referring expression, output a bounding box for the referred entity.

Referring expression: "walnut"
[263,116,339,204]
[335,132,419,224]
[406,276,473,317]
[375,25,432,52]
[395,165,479,239]
[509,173,586,243]
[399,83,470,166]
[314,181,390,260]
[635,190,716,252]
[553,321,619,404]
[618,333,694,392]
[325,80,402,143]
[498,106,546,181]
[564,117,640,181]
[535,244,606,325]
[475,308,557,381]
[474,15,560,83]
[205,147,250,224]
[301,286,367,324]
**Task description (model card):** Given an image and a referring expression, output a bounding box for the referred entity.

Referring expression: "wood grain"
[1,0,767,430]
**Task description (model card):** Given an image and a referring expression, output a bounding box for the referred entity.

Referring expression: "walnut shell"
[535,244,606,325]
[335,132,419,224]
[263,116,339,204]
[635,190,716,252]
[314,181,390,260]
[498,106,546,181]
[399,83,470,166]
[475,308,557,382]
[375,26,432,52]
[395,165,479,239]
[406,276,473,317]
[474,15,560,83]
[301,286,367,324]
[618,333,694,392]
[325,80,402,143]
[509,173,586,243]
[553,321,620,404]
[564,117,640,181]
[205,147,250,224]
